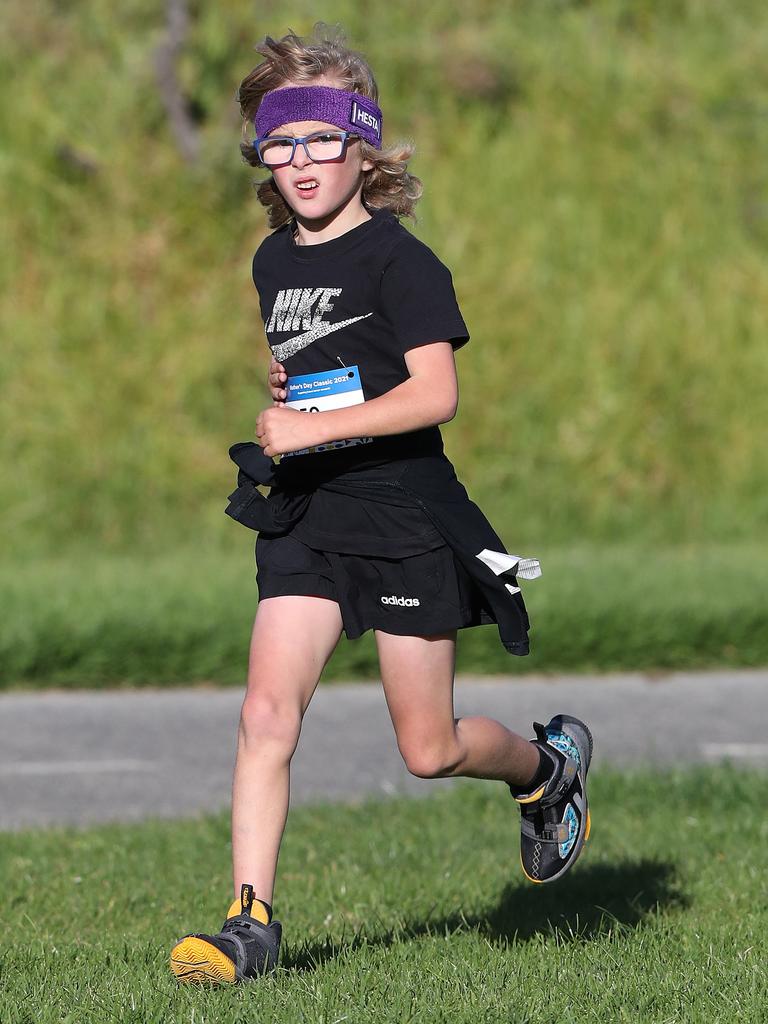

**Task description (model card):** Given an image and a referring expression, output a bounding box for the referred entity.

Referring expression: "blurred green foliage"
[2,1,768,555]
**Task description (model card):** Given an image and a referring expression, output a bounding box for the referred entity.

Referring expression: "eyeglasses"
[254,130,360,168]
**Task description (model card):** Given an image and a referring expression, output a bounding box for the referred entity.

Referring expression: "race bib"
[281,365,373,458]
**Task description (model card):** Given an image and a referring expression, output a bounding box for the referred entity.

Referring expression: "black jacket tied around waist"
[225,442,540,657]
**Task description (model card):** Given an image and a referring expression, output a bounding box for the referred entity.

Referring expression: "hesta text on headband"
[254,85,383,150]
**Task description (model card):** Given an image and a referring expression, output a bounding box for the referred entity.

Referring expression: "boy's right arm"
[269,358,287,405]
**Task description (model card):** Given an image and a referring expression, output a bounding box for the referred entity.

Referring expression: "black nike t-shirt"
[251,206,470,555]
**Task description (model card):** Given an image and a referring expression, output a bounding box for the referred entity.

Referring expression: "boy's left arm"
[255,342,458,458]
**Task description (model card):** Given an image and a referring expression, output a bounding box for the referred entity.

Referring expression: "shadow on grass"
[284,859,686,972]
[482,858,687,942]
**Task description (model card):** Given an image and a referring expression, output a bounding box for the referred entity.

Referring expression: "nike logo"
[271,313,373,361]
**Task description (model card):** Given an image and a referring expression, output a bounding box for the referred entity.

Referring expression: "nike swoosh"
[271,313,373,361]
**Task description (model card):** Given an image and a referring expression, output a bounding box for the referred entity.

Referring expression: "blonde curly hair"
[238,23,422,228]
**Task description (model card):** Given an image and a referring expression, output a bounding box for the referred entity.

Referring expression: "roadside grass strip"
[1,767,765,1023]
[2,543,767,688]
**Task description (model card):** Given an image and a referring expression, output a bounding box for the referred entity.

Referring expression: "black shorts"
[255,532,480,639]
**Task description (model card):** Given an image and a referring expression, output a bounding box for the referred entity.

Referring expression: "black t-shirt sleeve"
[251,226,289,302]
[380,236,470,355]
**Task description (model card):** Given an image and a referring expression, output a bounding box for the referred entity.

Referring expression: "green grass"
[2,542,767,688]
[2,1,768,555]
[1,768,766,1022]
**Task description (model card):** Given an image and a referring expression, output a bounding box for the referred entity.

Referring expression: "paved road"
[1,669,766,831]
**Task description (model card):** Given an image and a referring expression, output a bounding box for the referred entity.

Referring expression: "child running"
[170,23,593,984]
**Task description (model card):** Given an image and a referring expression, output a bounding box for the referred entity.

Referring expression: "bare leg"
[375,630,539,785]
[231,596,343,904]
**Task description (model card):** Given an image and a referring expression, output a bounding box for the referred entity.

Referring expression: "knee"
[400,738,462,780]
[238,693,302,760]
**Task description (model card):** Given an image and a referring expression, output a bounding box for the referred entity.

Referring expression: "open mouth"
[294,179,319,194]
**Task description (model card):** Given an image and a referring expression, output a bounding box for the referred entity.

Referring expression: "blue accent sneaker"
[512,714,593,884]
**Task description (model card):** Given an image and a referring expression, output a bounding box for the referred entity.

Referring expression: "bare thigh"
[374,629,458,765]
[244,595,344,720]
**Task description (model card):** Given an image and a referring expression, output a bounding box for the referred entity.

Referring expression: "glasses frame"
[254,129,361,169]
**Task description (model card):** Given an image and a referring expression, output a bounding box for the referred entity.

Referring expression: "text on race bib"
[281,365,373,458]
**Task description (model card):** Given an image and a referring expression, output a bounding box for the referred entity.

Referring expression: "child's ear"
[362,158,374,172]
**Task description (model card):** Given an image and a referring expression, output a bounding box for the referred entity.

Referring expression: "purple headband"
[254,85,383,149]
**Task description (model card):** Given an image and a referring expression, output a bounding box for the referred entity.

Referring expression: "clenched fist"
[255,405,323,458]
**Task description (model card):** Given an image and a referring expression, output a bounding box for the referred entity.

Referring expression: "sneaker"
[512,714,593,884]
[170,884,281,983]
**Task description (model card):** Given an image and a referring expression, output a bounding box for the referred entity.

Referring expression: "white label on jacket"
[281,365,373,458]
[476,549,542,580]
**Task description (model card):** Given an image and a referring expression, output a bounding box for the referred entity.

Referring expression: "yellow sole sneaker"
[170,935,236,984]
